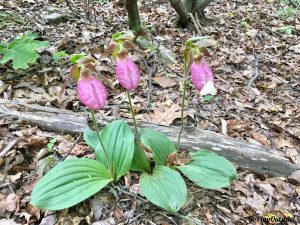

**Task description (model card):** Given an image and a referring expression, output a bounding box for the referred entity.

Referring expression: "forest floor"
[0,0,299,224]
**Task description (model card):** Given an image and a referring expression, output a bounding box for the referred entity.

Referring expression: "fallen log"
[0,99,298,177]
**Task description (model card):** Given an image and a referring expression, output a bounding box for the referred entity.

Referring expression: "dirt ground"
[0,0,299,224]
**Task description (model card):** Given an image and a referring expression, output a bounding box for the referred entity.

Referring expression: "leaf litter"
[0,0,299,224]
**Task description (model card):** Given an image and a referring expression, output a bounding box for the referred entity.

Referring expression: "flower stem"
[127,91,139,140]
[90,110,114,178]
[177,79,187,151]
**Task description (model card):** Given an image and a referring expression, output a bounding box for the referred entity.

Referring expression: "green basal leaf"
[83,127,98,150]
[30,158,112,210]
[140,128,176,165]
[70,53,85,64]
[96,120,134,181]
[177,150,237,189]
[140,166,187,213]
[0,32,48,70]
[130,142,151,172]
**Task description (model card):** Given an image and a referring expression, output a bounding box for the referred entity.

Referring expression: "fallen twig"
[248,52,260,88]
[61,132,83,160]
[111,184,147,202]
[172,212,203,225]
[156,212,178,225]
[260,37,300,63]
[147,55,157,107]
[0,137,21,157]
[1,99,299,177]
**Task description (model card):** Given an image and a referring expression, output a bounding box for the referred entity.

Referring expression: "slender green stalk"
[127,91,139,140]
[90,110,114,177]
[177,79,187,151]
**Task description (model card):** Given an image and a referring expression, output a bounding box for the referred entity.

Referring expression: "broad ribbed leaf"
[177,150,237,189]
[140,129,176,165]
[130,142,151,172]
[30,158,112,210]
[140,166,187,213]
[0,33,48,70]
[96,120,134,180]
[83,128,98,150]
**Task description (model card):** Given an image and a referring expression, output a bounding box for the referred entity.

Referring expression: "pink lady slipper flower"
[116,50,140,90]
[191,58,216,96]
[77,71,108,110]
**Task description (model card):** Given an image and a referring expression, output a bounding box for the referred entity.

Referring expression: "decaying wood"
[0,99,299,177]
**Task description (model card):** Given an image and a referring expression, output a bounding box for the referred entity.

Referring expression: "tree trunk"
[194,0,213,18]
[183,0,193,12]
[168,0,213,26]
[125,0,140,31]
[169,0,190,27]
[1,99,299,177]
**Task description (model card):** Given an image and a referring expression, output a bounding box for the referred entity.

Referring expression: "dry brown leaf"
[148,104,181,126]
[250,131,271,147]
[244,192,266,211]
[153,76,177,88]
[255,183,274,196]
[227,119,251,130]
[166,151,177,167]
[234,182,253,198]
[176,151,192,166]
[288,170,300,184]
[274,137,295,148]
[113,207,123,223]
[0,193,20,213]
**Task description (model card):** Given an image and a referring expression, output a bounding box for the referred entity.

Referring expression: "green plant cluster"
[30,34,237,214]
[31,119,236,212]
[0,33,48,70]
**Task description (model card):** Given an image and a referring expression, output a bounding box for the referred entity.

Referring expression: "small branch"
[172,213,203,225]
[61,133,83,160]
[0,137,21,157]
[112,184,147,202]
[1,99,298,177]
[260,37,300,63]
[247,53,259,88]
[147,55,157,107]
[156,212,178,225]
